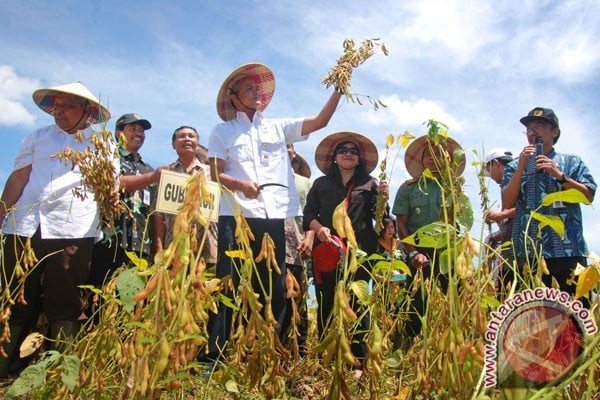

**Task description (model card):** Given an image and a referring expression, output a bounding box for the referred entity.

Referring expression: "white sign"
[155,170,220,222]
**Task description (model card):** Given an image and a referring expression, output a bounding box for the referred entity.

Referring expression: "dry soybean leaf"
[575,265,600,300]
[386,133,395,147]
[19,332,45,358]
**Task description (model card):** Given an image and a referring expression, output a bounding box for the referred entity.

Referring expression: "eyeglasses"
[335,146,360,156]
[523,122,553,135]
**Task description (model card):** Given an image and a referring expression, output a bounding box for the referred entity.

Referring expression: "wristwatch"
[558,173,568,184]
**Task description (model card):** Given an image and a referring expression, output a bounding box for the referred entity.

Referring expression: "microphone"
[535,136,544,157]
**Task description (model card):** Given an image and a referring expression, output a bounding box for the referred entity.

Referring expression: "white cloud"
[359,95,463,131]
[398,0,495,61]
[0,65,38,126]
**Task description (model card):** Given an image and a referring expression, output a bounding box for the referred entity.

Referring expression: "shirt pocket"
[409,192,431,216]
[258,126,283,154]
[230,142,253,164]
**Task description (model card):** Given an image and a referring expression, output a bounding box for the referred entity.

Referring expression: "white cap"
[485,148,513,164]
[484,148,513,177]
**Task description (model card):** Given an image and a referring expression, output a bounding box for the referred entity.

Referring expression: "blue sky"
[1,0,599,253]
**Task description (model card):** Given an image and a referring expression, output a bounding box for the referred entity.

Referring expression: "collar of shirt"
[172,158,204,174]
[118,147,144,162]
[235,109,263,124]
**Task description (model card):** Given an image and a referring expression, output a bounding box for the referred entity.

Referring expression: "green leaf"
[349,280,370,305]
[423,168,435,180]
[115,268,147,313]
[390,259,411,276]
[225,379,239,393]
[77,284,103,295]
[457,192,474,230]
[372,260,393,275]
[366,254,386,262]
[438,248,451,275]
[541,188,591,206]
[60,355,80,391]
[386,356,401,368]
[6,364,47,397]
[480,294,501,309]
[531,212,565,239]
[401,221,455,249]
[218,293,239,311]
[125,250,148,270]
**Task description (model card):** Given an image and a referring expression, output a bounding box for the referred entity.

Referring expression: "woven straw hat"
[404,135,465,179]
[292,151,312,178]
[32,82,110,124]
[315,131,378,174]
[216,63,275,121]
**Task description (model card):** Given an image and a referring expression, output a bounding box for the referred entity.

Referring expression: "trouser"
[500,257,588,303]
[314,262,371,363]
[89,242,127,288]
[207,216,287,359]
[0,229,94,377]
[88,241,152,287]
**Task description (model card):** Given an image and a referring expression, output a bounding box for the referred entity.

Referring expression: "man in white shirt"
[205,63,348,361]
[0,82,111,378]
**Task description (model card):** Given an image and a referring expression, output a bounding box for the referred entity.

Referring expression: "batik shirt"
[502,149,596,258]
[114,147,156,256]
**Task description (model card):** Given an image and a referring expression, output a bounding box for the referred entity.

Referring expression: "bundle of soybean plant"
[323,38,389,110]
[53,127,124,229]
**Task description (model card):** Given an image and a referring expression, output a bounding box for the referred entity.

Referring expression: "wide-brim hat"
[216,63,275,121]
[32,82,111,124]
[293,152,312,178]
[315,131,378,174]
[404,135,465,179]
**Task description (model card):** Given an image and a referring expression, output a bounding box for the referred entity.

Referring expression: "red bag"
[312,235,346,284]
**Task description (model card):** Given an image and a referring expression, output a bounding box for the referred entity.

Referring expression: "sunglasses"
[335,146,360,156]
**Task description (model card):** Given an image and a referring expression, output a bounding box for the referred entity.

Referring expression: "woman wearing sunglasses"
[303,131,387,379]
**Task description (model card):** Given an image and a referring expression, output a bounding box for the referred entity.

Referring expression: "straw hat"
[292,151,312,178]
[216,63,275,121]
[315,131,378,174]
[404,135,465,179]
[32,82,111,124]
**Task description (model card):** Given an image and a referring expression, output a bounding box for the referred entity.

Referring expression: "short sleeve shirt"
[2,124,115,239]
[114,147,155,255]
[392,178,442,234]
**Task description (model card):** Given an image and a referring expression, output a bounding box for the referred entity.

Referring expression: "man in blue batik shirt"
[502,107,596,296]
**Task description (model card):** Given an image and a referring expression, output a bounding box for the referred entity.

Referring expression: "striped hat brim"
[315,131,378,174]
[32,82,110,124]
[216,63,275,121]
[404,135,465,179]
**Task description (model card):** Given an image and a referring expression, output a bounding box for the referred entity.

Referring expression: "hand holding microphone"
[535,136,544,156]
[535,136,544,173]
